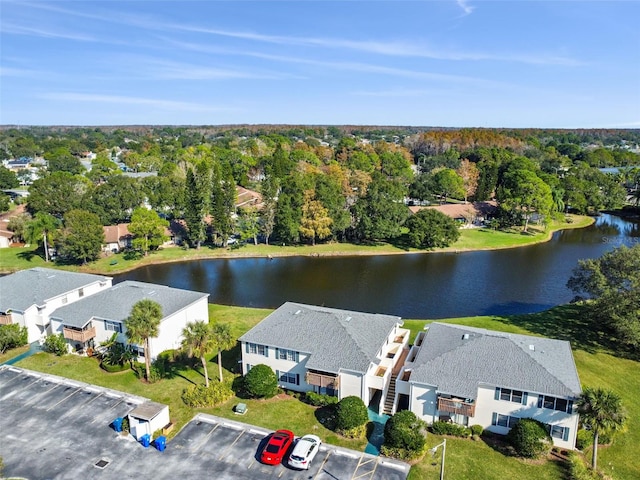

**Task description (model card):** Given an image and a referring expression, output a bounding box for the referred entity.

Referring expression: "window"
[276,370,300,385]
[492,413,520,428]
[246,364,252,373]
[78,288,84,298]
[61,296,68,305]
[276,348,299,362]
[548,424,570,441]
[104,320,122,333]
[495,387,527,405]
[246,343,268,356]
[537,395,573,413]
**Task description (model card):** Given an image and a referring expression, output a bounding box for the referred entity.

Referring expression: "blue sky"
[1,1,638,127]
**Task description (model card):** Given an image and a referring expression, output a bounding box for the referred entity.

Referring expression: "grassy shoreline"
[0,214,594,275]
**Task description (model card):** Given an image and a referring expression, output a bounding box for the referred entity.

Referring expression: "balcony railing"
[437,396,476,417]
[0,313,12,325]
[63,326,96,343]
[305,371,340,389]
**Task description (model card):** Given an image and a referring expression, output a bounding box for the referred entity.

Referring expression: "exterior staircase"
[382,373,398,415]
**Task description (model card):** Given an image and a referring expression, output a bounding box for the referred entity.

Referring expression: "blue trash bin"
[140,433,151,448]
[112,417,123,432]
[155,435,166,452]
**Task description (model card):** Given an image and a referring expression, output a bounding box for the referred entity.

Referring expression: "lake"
[116,214,639,319]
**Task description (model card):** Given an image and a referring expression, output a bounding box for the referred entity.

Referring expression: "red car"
[261,429,294,465]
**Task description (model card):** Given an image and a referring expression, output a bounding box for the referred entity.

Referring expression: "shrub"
[506,418,552,458]
[575,428,593,450]
[42,333,68,356]
[383,410,427,457]
[243,364,278,398]
[335,396,368,434]
[121,416,130,433]
[470,424,484,436]
[305,391,339,407]
[100,361,129,373]
[0,324,28,354]
[339,424,367,439]
[430,421,471,437]
[182,382,234,407]
[567,451,605,480]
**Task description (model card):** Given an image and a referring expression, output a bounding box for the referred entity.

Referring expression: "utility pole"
[430,438,446,480]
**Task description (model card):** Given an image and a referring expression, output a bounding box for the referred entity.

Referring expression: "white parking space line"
[21,381,58,407]
[333,450,359,459]
[312,451,332,480]
[46,387,80,411]
[350,455,377,480]
[379,460,409,472]
[218,430,245,460]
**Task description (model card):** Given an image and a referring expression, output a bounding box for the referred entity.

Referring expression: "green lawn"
[11,299,637,480]
[0,215,592,275]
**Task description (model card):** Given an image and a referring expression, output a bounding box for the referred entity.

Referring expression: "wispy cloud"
[38,93,230,112]
[353,88,454,97]
[161,38,500,85]
[13,1,583,67]
[136,58,290,81]
[0,66,42,77]
[0,23,96,42]
[456,0,475,16]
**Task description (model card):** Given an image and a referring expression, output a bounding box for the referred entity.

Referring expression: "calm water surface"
[116,214,639,319]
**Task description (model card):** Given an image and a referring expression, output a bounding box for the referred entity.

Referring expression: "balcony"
[437,396,476,417]
[0,313,12,325]
[305,371,340,389]
[63,326,96,343]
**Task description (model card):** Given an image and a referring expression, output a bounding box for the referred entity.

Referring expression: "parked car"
[261,429,294,465]
[288,434,322,470]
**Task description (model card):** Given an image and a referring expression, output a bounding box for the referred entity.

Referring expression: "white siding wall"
[409,383,438,423]
[476,385,579,450]
[19,279,112,343]
[340,370,364,402]
[148,297,209,359]
[240,342,312,393]
[409,383,578,448]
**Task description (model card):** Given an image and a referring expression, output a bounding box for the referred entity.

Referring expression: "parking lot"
[0,366,410,480]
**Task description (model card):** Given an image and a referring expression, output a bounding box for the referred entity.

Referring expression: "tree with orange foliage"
[456,159,479,203]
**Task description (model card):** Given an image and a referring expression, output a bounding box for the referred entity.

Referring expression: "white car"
[288,434,322,470]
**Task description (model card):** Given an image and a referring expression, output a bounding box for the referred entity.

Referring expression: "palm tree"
[24,212,59,262]
[181,321,216,387]
[211,322,235,382]
[125,299,162,382]
[577,387,627,470]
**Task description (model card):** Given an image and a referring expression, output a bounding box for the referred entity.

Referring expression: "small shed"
[128,401,170,440]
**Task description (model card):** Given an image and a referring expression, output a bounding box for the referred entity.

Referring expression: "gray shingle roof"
[238,302,401,374]
[50,281,209,328]
[0,267,111,313]
[410,323,582,399]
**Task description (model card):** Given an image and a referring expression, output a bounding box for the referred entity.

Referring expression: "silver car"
[288,434,322,470]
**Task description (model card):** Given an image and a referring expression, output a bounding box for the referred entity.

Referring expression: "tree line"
[1,127,638,263]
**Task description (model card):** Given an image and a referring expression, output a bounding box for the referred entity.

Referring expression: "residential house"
[395,323,581,449]
[103,224,133,253]
[409,201,497,227]
[49,281,209,358]
[236,186,263,210]
[0,268,112,343]
[239,302,410,414]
